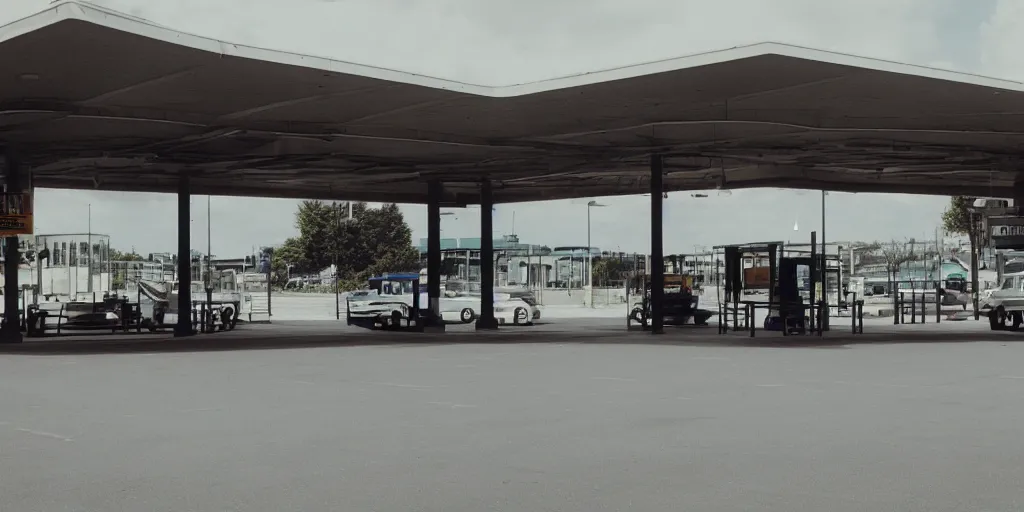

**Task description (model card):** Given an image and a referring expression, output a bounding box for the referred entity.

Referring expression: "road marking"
[755,384,785,388]
[426,401,477,409]
[178,407,221,413]
[999,376,1024,380]
[17,428,73,442]
[692,356,729,361]
[592,377,637,382]
[290,380,316,385]
[361,381,435,390]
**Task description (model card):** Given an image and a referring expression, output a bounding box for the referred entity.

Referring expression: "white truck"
[981,271,1024,330]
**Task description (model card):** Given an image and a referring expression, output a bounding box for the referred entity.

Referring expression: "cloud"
[979,0,1024,79]
[86,0,957,84]
[7,0,1006,256]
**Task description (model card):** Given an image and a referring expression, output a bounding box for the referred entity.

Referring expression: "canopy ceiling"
[2,1,1024,203]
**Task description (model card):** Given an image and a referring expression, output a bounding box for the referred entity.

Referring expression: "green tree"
[591,257,631,285]
[292,201,419,289]
[109,247,144,261]
[942,196,980,318]
[270,237,306,286]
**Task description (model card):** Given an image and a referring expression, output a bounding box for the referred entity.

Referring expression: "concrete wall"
[535,287,628,307]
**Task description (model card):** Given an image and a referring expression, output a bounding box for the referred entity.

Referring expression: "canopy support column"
[650,155,665,334]
[1,150,22,343]
[426,180,445,330]
[174,174,193,337]
[476,179,498,330]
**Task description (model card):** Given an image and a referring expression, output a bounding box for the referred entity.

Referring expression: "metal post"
[820,190,828,331]
[476,180,498,329]
[970,212,980,320]
[921,286,926,323]
[0,150,23,343]
[266,252,272,319]
[587,205,592,308]
[174,174,193,337]
[650,155,665,334]
[427,181,444,329]
[810,231,817,332]
[333,201,340,320]
[87,203,93,294]
[911,284,917,324]
[205,195,213,328]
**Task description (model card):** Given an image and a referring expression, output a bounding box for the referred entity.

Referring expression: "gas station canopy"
[3,1,1024,203]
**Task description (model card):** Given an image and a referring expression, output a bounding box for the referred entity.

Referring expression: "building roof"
[3,1,1024,203]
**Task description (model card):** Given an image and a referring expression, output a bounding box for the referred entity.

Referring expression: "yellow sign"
[664,274,695,288]
[0,193,33,235]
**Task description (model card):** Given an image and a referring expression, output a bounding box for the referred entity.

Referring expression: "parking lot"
[2,319,1023,511]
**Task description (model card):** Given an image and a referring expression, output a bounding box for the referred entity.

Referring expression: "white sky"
[9,0,1022,256]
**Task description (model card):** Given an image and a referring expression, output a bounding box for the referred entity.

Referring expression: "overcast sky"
[9,0,1022,256]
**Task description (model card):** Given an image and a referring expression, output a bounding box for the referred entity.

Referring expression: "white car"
[981,271,1024,330]
[347,289,534,327]
[440,292,533,325]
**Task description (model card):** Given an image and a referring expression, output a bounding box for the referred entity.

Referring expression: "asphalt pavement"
[2,319,1024,511]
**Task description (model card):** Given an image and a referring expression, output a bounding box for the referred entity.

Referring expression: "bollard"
[851,301,860,333]
[911,290,917,324]
[936,290,941,323]
[893,291,899,326]
[748,303,755,338]
[921,291,926,324]
[818,301,825,336]
[900,292,905,325]
[858,301,864,333]
[717,303,723,334]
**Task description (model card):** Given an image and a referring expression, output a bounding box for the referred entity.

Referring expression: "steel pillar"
[476,180,498,330]
[174,174,194,337]
[650,155,665,334]
[426,181,444,330]
[0,150,22,343]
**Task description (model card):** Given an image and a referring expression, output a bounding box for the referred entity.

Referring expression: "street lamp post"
[587,200,605,307]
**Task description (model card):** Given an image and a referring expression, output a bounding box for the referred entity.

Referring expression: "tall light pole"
[587,200,605,307]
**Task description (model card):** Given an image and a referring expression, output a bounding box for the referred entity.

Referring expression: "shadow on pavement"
[0,319,1019,356]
